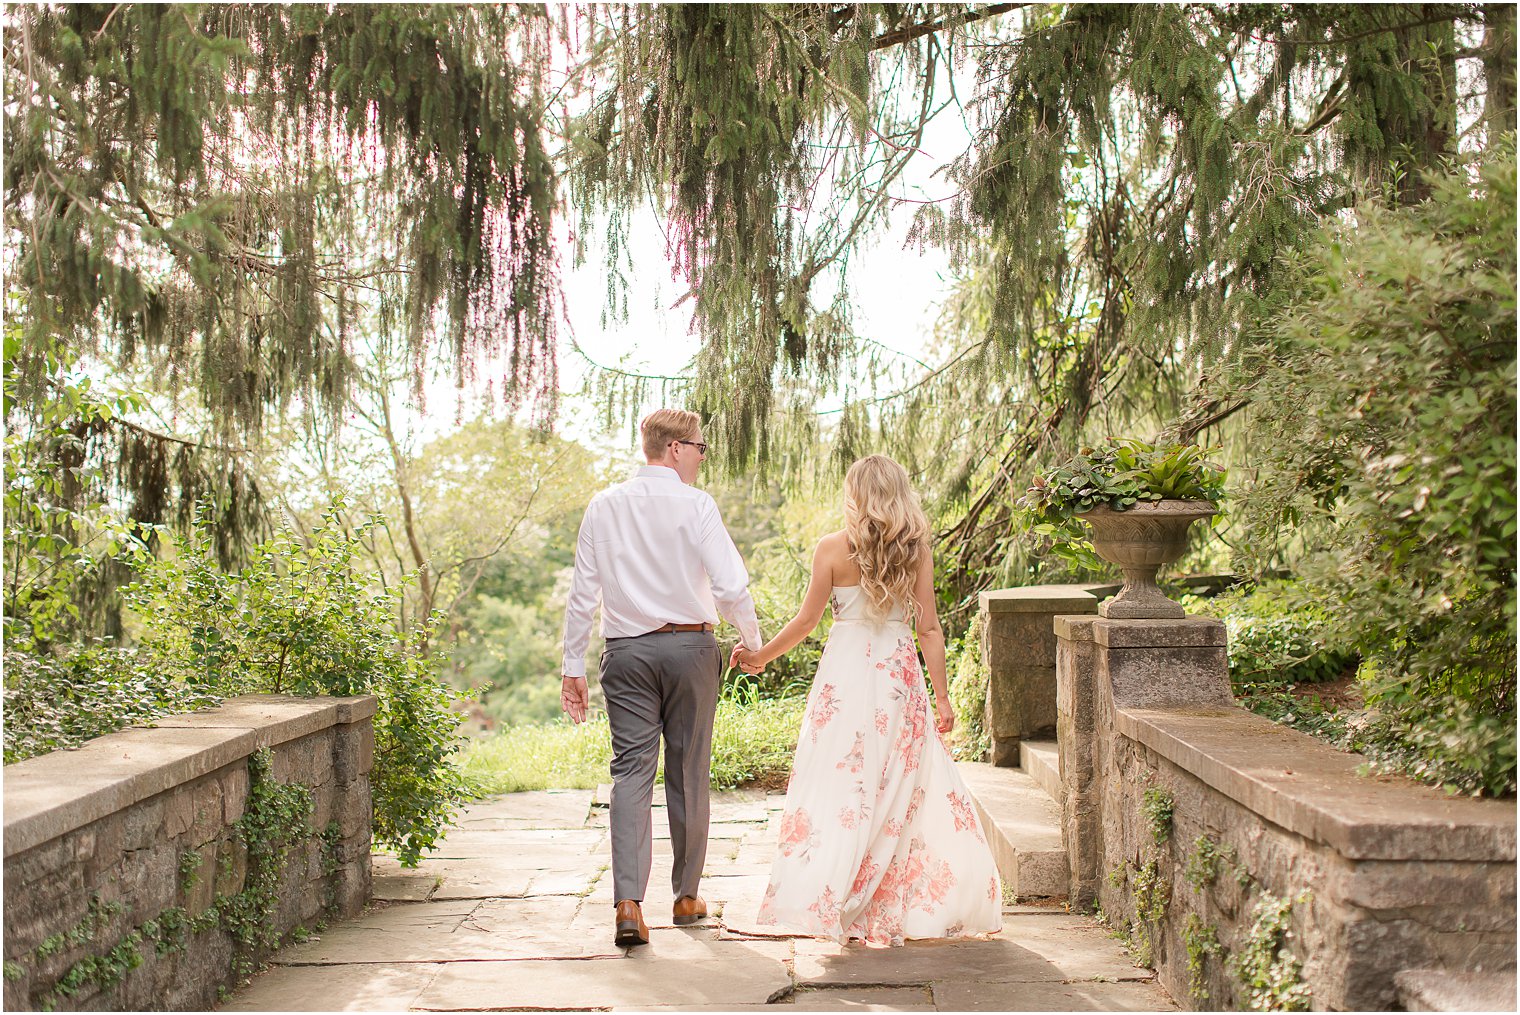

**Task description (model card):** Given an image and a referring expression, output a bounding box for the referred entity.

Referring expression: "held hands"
[728,644,765,675]
[561,676,589,725]
[934,697,955,735]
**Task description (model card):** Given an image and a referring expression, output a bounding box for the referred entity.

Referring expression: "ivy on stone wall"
[1183,912,1222,1005]
[1184,834,1250,893]
[1141,787,1174,846]
[13,747,337,1009]
[1231,890,1314,1012]
[214,749,315,976]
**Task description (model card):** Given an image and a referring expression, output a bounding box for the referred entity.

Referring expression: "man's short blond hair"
[640,408,702,460]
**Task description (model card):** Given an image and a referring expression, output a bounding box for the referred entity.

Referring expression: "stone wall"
[1055,615,1516,1011]
[3,695,376,1011]
[980,584,1114,766]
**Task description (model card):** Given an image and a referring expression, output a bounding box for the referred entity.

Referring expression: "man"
[561,408,764,947]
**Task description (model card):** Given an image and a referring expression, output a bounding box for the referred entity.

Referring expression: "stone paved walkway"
[221,788,1176,1012]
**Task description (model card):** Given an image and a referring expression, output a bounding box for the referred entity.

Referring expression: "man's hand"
[728,644,764,675]
[561,675,589,724]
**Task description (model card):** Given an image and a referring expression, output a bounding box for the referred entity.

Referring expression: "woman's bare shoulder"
[815,529,851,559]
[817,530,862,585]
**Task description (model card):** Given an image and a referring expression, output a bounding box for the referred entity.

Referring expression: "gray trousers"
[600,630,722,904]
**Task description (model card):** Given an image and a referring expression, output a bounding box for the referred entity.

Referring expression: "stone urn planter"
[1076,499,1217,619]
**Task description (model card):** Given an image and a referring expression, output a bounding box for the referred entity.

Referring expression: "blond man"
[561,409,763,946]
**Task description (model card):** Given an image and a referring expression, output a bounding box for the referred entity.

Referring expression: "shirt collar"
[636,465,682,482]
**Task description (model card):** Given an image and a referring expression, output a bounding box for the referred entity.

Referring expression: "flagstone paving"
[220,788,1176,1012]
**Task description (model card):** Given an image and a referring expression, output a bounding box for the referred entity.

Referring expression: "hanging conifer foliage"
[569,3,993,469]
[569,3,1509,606]
[5,4,559,519]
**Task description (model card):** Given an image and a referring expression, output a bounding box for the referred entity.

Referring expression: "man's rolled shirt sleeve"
[698,497,763,651]
[561,506,600,677]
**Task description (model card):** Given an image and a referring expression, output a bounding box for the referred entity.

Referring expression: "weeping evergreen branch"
[568,3,978,473]
[5,3,562,552]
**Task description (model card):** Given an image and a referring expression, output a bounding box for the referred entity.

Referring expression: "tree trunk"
[1483,3,1517,137]
[378,384,435,655]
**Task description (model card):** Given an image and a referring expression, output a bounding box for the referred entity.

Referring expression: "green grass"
[457,716,615,794]
[456,693,807,795]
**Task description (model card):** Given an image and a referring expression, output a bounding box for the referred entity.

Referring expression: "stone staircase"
[957,737,1067,901]
[1018,738,1062,808]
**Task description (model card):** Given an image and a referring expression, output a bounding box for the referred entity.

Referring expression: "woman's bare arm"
[911,543,953,729]
[738,537,835,668]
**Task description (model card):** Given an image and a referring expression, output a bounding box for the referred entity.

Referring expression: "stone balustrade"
[1054,614,1516,1011]
[3,695,376,1011]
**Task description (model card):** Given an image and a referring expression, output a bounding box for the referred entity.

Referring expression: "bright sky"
[395,36,992,466]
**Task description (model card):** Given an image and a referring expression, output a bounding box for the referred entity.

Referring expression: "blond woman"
[732,454,1002,947]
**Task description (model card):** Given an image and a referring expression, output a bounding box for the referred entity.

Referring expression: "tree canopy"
[3,1,1514,794]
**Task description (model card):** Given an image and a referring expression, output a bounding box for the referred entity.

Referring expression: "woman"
[731,455,1002,947]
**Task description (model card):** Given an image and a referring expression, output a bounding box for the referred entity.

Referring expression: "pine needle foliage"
[5,4,561,549]
[570,3,975,472]
[566,4,1512,613]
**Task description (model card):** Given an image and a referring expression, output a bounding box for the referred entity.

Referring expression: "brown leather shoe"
[672,895,708,926]
[614,899,649,946]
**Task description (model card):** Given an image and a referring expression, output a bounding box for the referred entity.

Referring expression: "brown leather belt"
[651,622,714,634]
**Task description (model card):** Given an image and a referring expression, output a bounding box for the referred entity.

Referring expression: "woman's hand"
[729,644,764,674]
[934,698,955,735]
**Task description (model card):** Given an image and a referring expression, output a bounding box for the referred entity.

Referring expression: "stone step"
[956,761,1068,901]
[1395,969,1518,1012]
[1019,738,1063,806]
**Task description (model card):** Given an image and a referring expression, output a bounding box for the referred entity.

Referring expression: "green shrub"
[1188,581,1359,692]
[1234,147,1516,795]
[3,646,220,764]
[1334,689,1518,799]
[946,614,990,760]
[124,504,470,866]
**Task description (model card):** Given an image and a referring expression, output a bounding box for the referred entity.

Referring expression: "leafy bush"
[1234,146,1516,795]
[124,505,471,865]
[2,646,220,764]
[945,615,991,760]
[1185,582,1358,693]
[2,323,150,651]
[1336,677,1517,798]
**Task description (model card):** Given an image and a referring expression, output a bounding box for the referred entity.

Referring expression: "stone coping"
[1053,615,1098,642]
[1116,706,1516,862]
[980,584,1118,614]
[1093,617,1226,648]
[3,694,377,859]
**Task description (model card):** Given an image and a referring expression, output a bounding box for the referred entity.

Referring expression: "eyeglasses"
[676,439,710,455]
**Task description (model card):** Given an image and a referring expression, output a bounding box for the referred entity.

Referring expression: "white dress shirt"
[561,465,764,677]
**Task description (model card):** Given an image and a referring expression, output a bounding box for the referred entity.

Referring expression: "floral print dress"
[757,585,1003,947]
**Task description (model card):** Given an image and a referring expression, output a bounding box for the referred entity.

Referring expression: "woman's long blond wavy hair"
[843,455,930,622]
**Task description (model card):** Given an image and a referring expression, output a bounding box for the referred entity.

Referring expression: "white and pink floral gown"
[757,584,1003,947]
